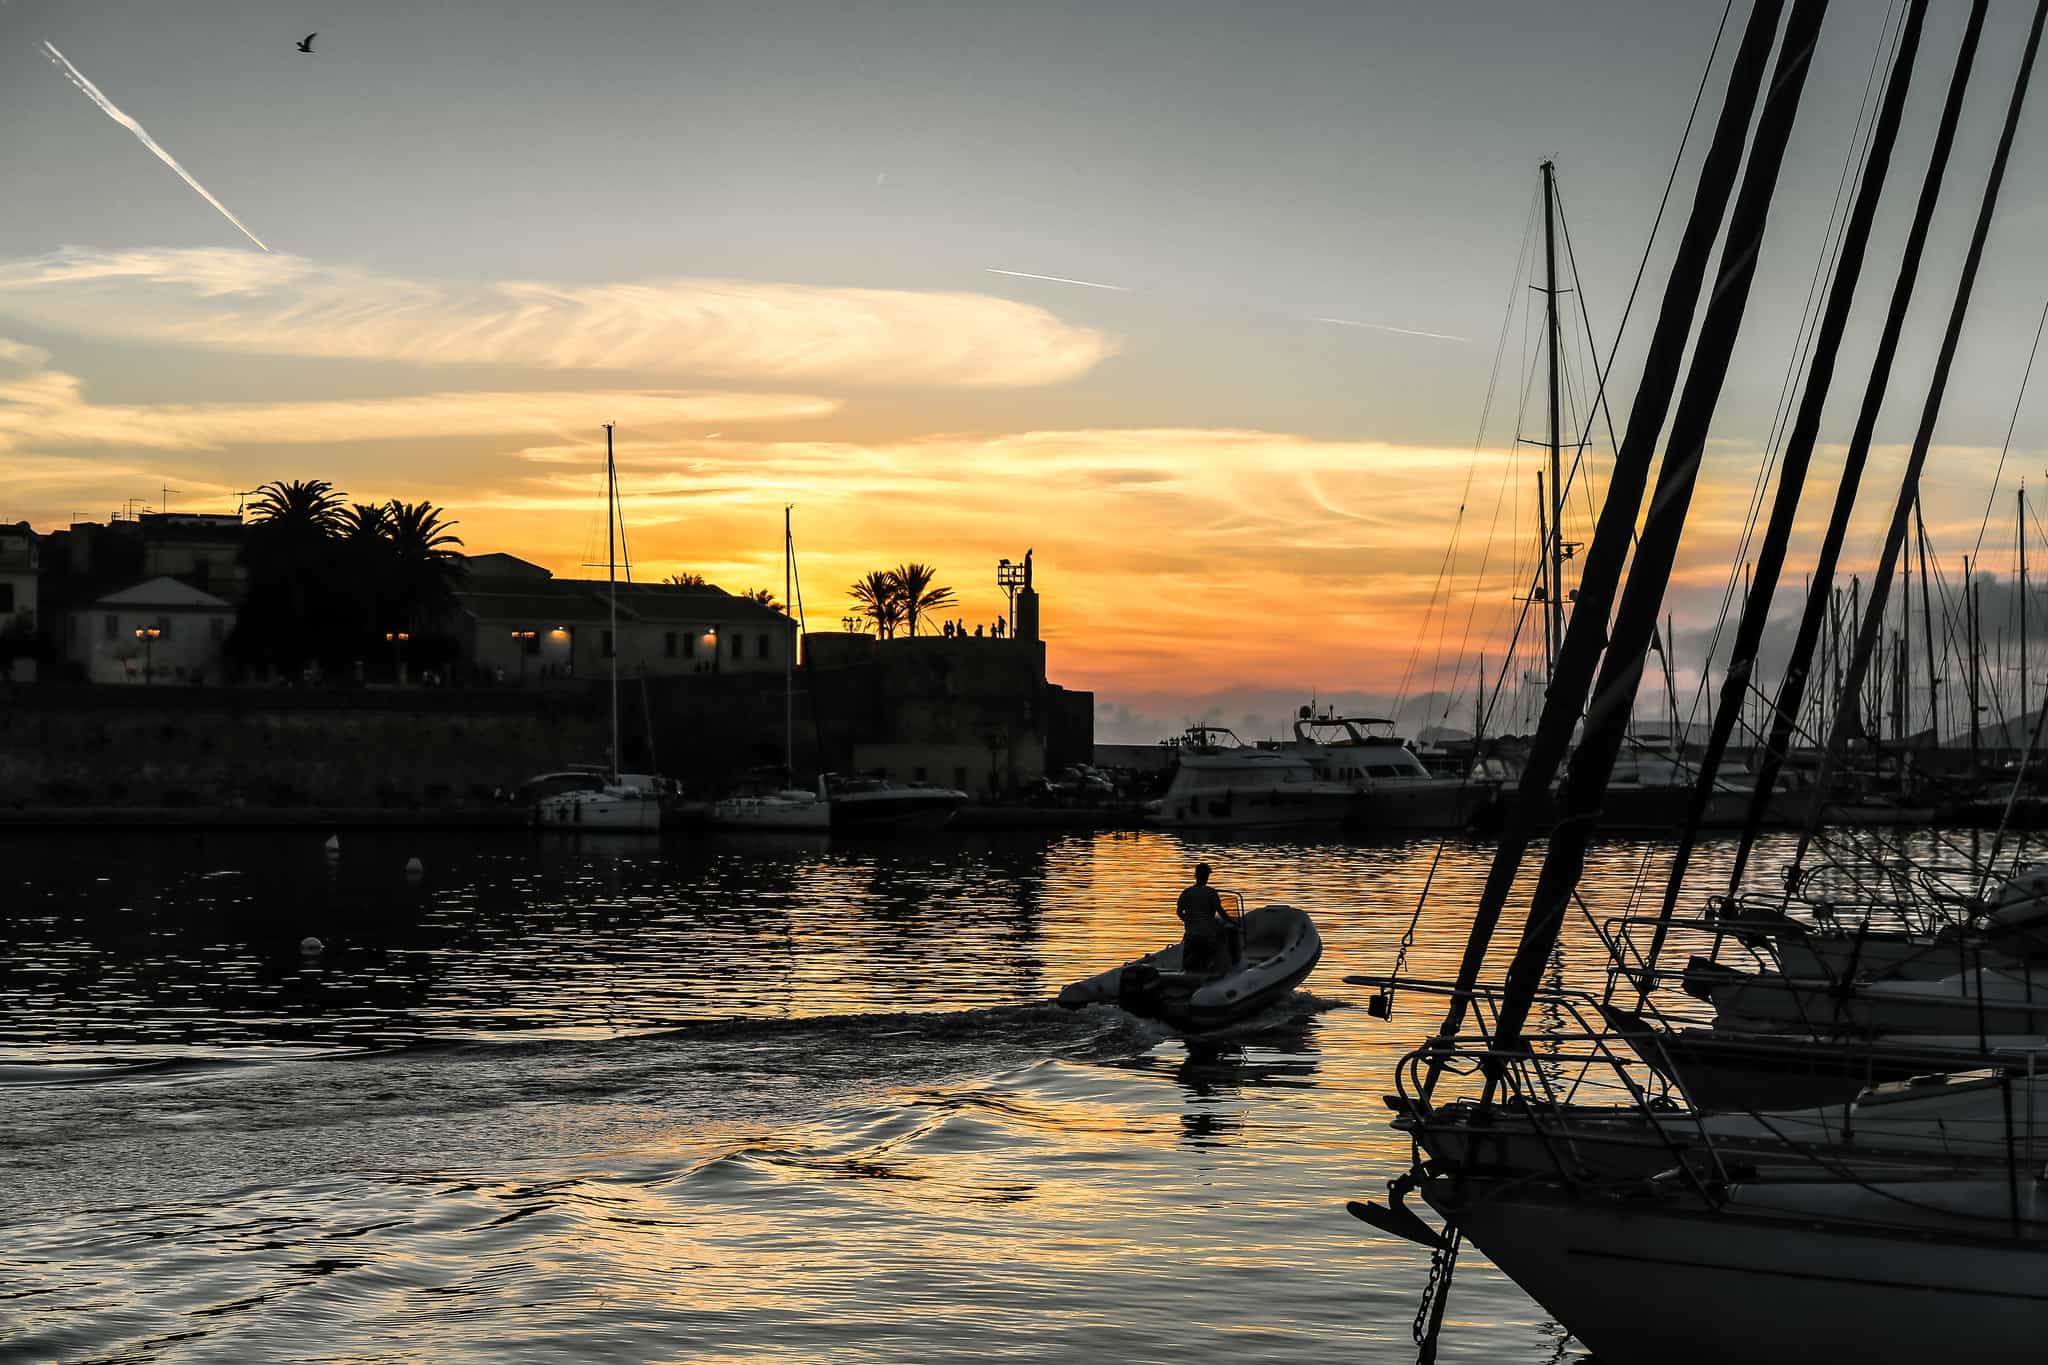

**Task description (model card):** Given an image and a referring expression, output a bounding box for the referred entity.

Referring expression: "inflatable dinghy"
[1057,903,1322,1031]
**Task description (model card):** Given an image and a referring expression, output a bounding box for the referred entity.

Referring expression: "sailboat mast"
[1542,159,1566,680]
[606,422,619,783]
[1429,0,1791,1063]
[1918,498,1939,736]
[1970,555,1983,766]
[1535,472,1552,670]
[784,505,794,777]
[2022,483,2030,728]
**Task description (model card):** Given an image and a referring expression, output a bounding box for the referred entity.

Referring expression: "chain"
[1409,1244,1446,1345]
[1411,1228,1463,1362]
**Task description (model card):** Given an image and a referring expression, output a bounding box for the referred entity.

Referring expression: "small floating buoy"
[405,856,424,879]
[299,936,325,956]
[324,834,340,857]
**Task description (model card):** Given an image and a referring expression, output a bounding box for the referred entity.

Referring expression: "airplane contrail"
[43,42,270,252]
[985,267,1128,292]
[1313,316,1466,343]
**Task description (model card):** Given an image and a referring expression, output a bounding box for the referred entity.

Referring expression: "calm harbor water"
[0,824,2006,1363]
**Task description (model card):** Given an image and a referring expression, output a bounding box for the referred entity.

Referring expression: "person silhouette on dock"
[1176,863,1237,976]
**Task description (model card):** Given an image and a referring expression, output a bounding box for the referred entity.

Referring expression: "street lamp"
[133,625,160,685]
[996,557,1027,637]
[384,630,410,685]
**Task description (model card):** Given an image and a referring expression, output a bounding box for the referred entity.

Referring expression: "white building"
[68,577,236,685]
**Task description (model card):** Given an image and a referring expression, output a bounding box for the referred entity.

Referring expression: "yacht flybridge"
[1143,725,1351,830]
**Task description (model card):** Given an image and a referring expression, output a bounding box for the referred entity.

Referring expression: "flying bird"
[296,33,317,53]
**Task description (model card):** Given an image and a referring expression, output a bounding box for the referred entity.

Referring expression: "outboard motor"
[1118,962,1166,1015]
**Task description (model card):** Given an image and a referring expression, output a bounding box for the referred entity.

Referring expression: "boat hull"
[1057,904,1321,1030]
[535,790,661,831]
[829,789,966,832]
[1144,787,1352,830]
[1712,967,2048,1038]
[1348,780,1495,831]
[708,795,832,831]
[1421,1175,2048,1365]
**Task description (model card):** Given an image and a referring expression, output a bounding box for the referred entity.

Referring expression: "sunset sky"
[8,2,2048,739]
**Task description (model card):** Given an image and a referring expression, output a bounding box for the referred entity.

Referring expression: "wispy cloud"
[1312,316,1467,343]
[0,248,1117,389]
[41,43,270,252]
[986,267,1129,292]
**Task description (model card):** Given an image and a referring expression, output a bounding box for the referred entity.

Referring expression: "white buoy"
[405,856,425,879]
[324,834,341,857]
[299,936,324,956]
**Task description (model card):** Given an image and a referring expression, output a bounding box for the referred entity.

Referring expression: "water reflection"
[12,825,1891,1365]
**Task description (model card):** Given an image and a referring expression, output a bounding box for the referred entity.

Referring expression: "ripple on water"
[3,824,1933,1361]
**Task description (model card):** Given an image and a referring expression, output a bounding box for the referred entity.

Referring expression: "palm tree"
[849,570,903,638]
[337,501,392,544]
[740,587,782,612]
[236,480,348,676]
[247,479,346,539]
[336,502,396,645]
[383,500,466,631]
[665,571,707,587]
[893,562,956,637]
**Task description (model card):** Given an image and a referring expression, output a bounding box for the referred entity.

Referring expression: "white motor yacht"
[1285,709,1487,829]
[1144,725,1352,830]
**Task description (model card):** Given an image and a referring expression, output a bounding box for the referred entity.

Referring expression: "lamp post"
[383,630,410,685]
[996,557,1027,637]
[133,625,160,685]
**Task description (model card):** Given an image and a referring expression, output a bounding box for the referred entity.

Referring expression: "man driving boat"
[1176,863,1239,977]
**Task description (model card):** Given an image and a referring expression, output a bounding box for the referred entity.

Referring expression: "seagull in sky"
[296,33,317,53]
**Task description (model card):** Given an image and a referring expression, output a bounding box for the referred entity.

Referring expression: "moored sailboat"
[1342,4,2048,1359]
[535,424,662,833]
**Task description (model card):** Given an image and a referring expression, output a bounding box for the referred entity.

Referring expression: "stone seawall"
[0,687,606,810]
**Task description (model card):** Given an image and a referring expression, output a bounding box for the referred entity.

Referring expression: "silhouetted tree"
[334,502,395,642]
[384,500,465,631]
[665,571,707,587]
[849,570,903,638]
[233,480,352,678]
[337,501,391,543]
[893,562,956,637]
[740,587,783,612]
[248,480,347,539]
